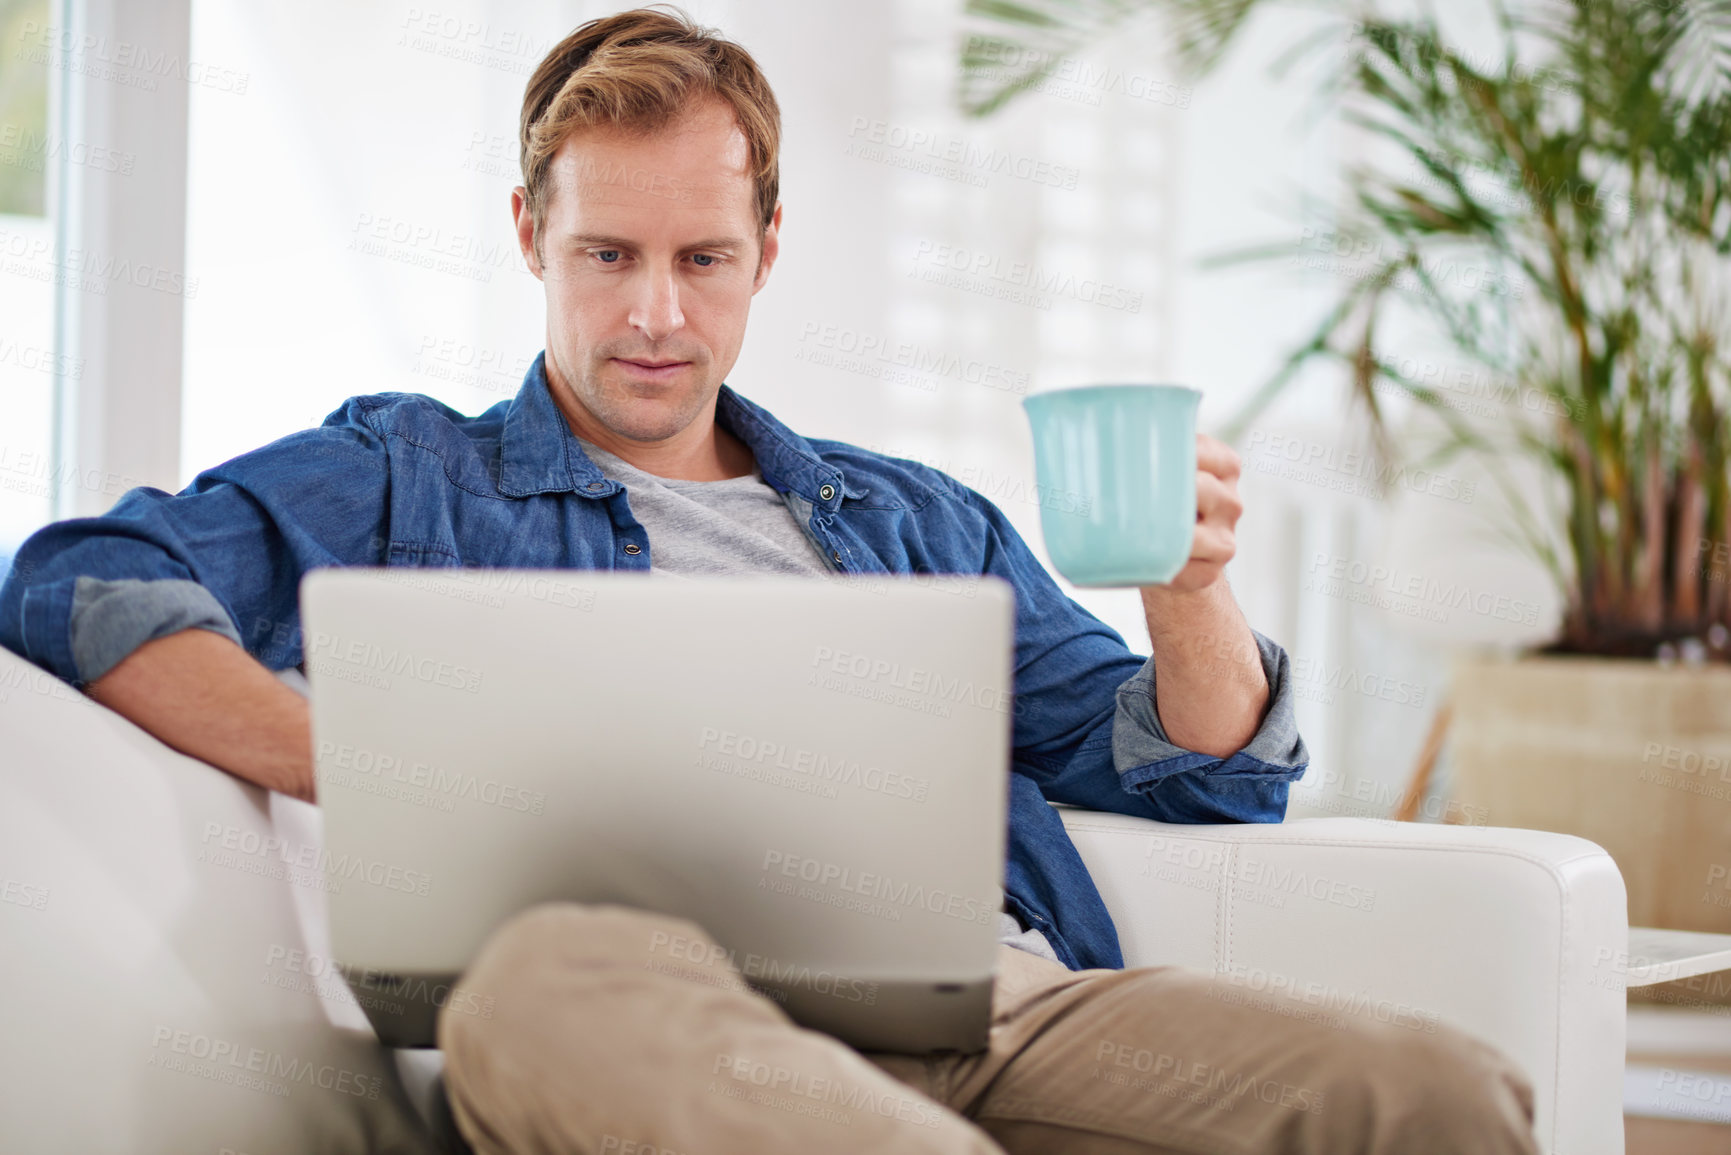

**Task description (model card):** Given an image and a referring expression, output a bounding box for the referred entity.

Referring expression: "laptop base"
[345,967,991,1055]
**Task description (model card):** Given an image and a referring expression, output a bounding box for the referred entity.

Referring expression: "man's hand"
[86,630,318,802]
[1137,433,1268,758]
[1163,433,1243,594]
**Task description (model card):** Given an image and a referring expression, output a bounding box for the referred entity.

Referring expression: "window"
[0,0,60,575]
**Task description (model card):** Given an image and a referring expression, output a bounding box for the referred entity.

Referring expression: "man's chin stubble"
[584,385,711,444]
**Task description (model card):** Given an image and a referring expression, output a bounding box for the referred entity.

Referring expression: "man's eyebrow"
[567,233,749,251]
[566,233,634,249]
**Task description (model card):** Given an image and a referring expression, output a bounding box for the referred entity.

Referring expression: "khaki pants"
[439,904,1538,1155]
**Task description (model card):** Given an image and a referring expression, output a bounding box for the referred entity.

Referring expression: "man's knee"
[1324,1023,1537,1152]
[437,902,726,1050]
[478,902,719,977]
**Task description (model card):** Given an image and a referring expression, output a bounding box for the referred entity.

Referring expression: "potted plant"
[959,0,1731,932]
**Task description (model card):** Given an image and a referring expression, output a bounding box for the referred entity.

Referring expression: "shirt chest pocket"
[385,541,462,567]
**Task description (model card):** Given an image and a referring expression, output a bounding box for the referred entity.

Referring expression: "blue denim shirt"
[0,354,1308,971]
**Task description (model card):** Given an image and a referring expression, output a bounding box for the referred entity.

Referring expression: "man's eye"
[595,250,622,264]
[691,253,717,267]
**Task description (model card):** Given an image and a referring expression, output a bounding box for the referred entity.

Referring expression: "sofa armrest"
[1059,809,1626,1155]
[0,647,434,1154]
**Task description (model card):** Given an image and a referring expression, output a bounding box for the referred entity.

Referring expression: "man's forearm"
[85,629,316,801]
[1140,579,1269,758]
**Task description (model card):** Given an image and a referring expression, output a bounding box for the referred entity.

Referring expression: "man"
[0,9,1537,1154]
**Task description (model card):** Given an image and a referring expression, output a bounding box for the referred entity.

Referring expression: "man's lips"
[613,357,692,382]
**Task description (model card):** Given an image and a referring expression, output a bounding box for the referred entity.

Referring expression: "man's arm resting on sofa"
[87,629,316,802]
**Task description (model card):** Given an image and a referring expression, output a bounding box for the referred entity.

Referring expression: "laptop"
[299,569,1014,1054]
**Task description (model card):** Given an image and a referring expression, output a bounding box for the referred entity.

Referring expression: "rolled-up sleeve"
[67,577,244,684]
[1110,629,1309,821]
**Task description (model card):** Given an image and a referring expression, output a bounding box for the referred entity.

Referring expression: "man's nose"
[628,264,684,342]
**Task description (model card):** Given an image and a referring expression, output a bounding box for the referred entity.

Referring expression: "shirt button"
[623,543,641,555]
[831,551,842,564]
[818,483,836,502]
[586,481,606,492]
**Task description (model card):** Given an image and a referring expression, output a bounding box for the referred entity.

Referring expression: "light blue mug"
[1021,384,1200,587]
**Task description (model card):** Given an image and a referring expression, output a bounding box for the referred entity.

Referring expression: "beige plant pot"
[1451,653,1731,935]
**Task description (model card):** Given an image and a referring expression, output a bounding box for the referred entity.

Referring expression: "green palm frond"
[1654,0,1731,111]
[958,0,1270,116]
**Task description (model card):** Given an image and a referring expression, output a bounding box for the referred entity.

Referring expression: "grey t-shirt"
[576,438,830,578]
[577,437,1062,965]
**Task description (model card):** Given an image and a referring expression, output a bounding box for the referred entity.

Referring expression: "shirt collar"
[497,351,864,509]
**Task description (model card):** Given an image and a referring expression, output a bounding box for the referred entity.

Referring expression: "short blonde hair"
[519,7,781,257]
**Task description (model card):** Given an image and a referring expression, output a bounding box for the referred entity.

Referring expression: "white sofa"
[0,644,1626,1153]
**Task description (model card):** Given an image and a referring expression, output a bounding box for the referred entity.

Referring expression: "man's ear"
[753,202,782,293]
[512,186,544,280]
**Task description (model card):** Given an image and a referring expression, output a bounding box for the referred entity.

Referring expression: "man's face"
[513,99,779,445]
